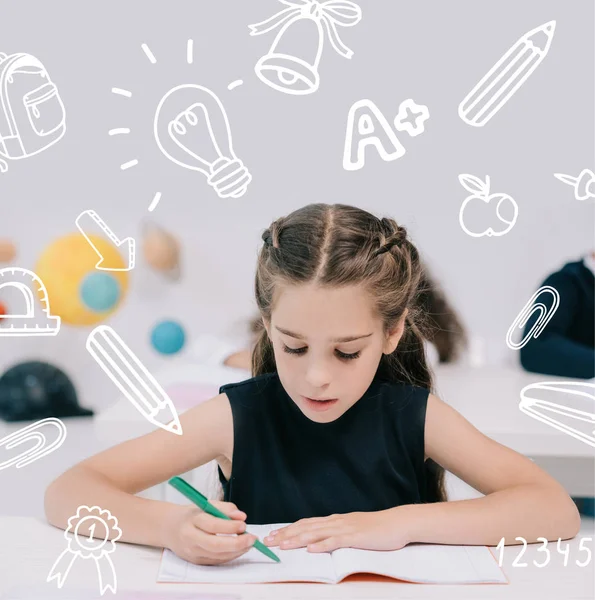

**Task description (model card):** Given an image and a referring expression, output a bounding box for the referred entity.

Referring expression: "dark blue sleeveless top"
[218,371,432,524]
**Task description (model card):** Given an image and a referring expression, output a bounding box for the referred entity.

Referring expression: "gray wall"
[1,0,593,410]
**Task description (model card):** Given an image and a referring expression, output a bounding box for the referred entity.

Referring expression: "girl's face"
[263,283,406,423]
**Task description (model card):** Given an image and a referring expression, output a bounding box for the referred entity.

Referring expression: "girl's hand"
[163,501,258,565]
[263,509,411,553]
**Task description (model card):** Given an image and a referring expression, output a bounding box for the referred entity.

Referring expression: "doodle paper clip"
[0,417,67,471]
[519,381,595,448]
[506,285,560,350]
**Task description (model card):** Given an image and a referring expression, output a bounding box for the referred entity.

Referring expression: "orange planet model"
[35,234,129,326]
[0,239,16,262]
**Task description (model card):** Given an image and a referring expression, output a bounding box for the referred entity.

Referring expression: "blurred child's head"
[251,203,436,423]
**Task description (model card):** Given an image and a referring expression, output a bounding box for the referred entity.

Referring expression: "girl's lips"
[302,396,339,412]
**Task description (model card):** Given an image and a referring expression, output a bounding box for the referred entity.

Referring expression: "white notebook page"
[332,543,507,584]
[158,523,336,584]
[158,523,507,585]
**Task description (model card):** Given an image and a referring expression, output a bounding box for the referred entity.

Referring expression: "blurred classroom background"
[0,0,593,522]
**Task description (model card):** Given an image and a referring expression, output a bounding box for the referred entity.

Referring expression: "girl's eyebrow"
[275,326,373,343]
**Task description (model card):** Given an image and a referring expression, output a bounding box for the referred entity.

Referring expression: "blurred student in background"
[520,250,595,380]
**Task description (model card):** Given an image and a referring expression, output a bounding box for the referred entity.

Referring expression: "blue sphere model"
[80,272,121,312]
[151,320,185,355]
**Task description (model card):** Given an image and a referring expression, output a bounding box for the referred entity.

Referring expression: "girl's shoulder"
[218,371,277,394]
[218,371,279,402]
[374,377,430,408]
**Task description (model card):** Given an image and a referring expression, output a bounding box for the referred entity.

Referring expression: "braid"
[262,219,285,249]
[372,218,408,258]
[261,230,273,247]
[373,239,399,257]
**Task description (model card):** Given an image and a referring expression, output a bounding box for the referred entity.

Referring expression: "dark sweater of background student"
[520,259,594,379]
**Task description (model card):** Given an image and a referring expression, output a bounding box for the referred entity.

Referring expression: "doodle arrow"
[75,210,135,271]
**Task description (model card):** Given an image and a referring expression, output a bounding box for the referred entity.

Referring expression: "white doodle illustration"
[0,267,60,336]
[458,174,518,237]
[148,192,162,212]
[47,505,122,596]
[506,285,560,350]
[111,88,132,98]
[86,325,183,435]
[343,98,431,171]
[75,210,135,271]
[554,169,595,201]
[120,159,138,171]
[111,43,250,207]
[154,84,251,198]
[0,52,66,173]
[107,128,129,137]
[519,381,595,448]
[393,99,430,137]
[227,79,243,91]
[141,43,157,64]
[458,21,556,127]
[249,0,362,96]
[343,99,406,171]
[0,418,67,471]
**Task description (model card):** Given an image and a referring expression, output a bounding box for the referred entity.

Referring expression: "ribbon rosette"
[47,505,122,596]
[249,0,363,59]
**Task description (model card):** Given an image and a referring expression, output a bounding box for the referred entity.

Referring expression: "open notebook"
[158,523,507,585]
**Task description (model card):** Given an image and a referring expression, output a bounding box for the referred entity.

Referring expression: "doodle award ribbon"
[249,0,362,95]
[47,505,122,595]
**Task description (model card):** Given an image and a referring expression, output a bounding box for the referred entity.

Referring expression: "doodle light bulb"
[154,84,251,198]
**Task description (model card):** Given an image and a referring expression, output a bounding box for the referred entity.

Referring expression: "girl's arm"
[44,393,233,548]
[403,394,581,546]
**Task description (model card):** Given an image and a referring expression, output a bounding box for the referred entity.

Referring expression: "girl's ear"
[262,317,271,339]
[384,309,408,354]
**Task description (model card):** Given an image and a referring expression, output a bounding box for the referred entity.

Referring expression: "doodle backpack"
[0,52,66,173]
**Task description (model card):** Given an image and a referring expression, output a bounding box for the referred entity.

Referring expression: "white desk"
[1,517,593,599]
[433,365,594,459]
[433,365,595,497]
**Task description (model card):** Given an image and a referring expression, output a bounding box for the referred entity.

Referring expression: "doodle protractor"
[0,267,60,336]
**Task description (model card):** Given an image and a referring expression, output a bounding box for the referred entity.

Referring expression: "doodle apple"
[458,174,518,238]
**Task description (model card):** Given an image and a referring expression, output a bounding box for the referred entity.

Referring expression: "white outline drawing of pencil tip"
[393,99,430,137]
[48,505,122,596]
[506,285,560,350]
[458,20,556,127]
[154,85,251,199]
[249,0,362,96]
[86,325,183,435]
[554,169,595,201]
[519,381,595,448]
[343,99,406,171]
[0,267,60,336]
[458,174,519,237]
[0,51,66,173]
[0,417,67,471]
[75,210,135,271]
